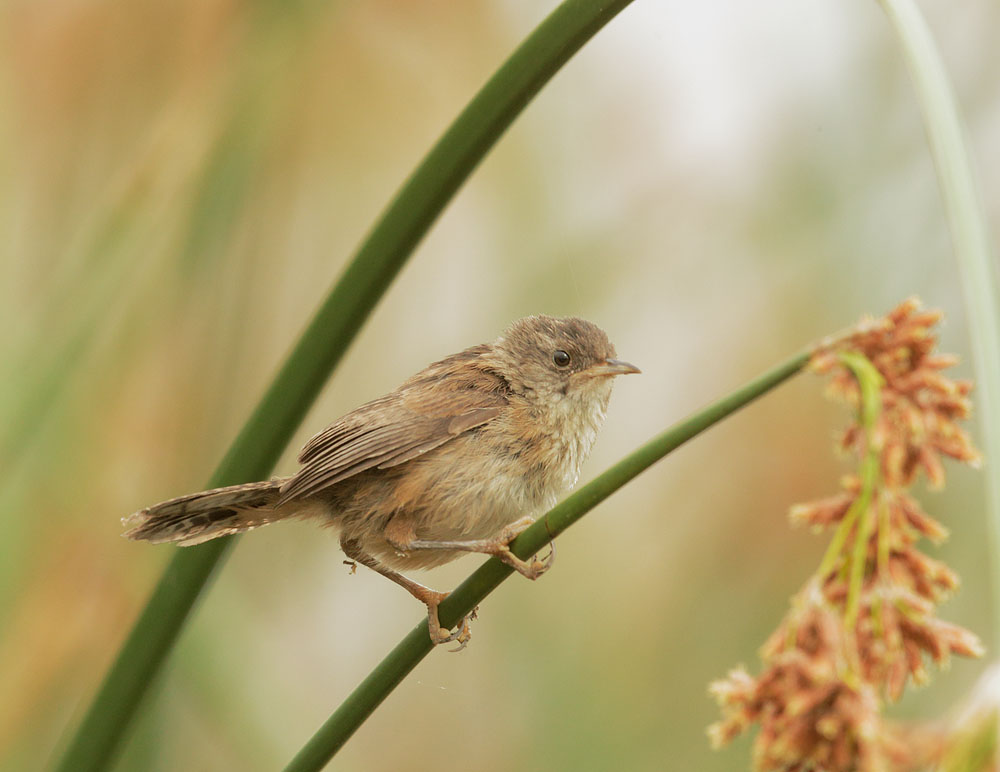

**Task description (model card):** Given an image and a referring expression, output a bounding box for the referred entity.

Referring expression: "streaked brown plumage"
[124,316,639,646]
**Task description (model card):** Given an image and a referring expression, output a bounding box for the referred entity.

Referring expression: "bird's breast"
[497,390,610,507]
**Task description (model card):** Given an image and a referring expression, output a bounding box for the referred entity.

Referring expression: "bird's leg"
[391,515,555,580]
[339,535,472,649]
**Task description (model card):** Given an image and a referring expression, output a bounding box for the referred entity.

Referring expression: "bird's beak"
[582,358,641,378]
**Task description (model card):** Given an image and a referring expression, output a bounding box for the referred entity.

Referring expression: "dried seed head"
[710,602,915,771]
[711,299,983,771]
[812,298,980,489]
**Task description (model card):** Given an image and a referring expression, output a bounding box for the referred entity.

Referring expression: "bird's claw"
[494,518,556,580]
[425,593,477,651]
[445,609,477,652]
[534,541,556,575]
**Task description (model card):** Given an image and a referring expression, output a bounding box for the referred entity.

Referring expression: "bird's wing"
[277,347,508,504]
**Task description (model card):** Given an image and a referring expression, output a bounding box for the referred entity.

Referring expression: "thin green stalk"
[282,349,811,772]
[817,496,863,581]
[53,2,637,770]
[837,351,884,630]
[816,350,885,583]
[876,0,1000,647]
[873,495,891,636]
[844,451,878,629]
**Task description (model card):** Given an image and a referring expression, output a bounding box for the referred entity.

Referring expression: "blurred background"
[2,0,998,769]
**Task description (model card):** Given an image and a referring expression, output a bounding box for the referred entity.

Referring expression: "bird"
[123,315,639,647]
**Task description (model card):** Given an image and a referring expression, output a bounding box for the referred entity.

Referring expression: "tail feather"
[123,478,291,546]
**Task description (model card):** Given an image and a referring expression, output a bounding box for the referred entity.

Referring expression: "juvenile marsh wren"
[124,316,639,646]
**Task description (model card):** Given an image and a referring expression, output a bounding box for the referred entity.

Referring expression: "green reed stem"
[52,1,636,770]
[282,349,811,772]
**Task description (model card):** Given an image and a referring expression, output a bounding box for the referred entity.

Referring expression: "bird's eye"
[553,349,571,367]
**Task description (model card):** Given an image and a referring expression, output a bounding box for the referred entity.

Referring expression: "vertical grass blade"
[875,0,1000,648]
[52,1,637,770]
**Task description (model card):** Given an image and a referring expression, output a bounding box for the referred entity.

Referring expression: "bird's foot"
[486,517,555,580]
[420,589,476,651]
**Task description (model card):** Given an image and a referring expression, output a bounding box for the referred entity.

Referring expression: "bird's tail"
[122,478,294,546]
